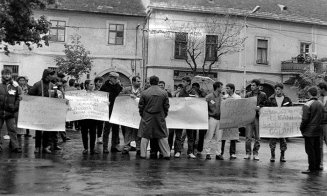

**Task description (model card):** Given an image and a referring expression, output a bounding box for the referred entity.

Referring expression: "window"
[256,39,268,64]
[174,32,188,59]
[300,42,310,54]
[108,24,124,45]
[49,20,66,42]
[205,35,218,61]
[3,65,19,80]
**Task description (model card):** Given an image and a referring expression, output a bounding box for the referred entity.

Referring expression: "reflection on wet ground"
[0,131,326,195]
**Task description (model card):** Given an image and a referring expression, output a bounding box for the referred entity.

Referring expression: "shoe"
[136,150,141,156]
[280,151,286,162]
[244,154,251,159]
[253,155,260,161]
[103,148,109,154]
[159,154,164,159]
[53,146,62,151]
[216,155,224,160]
[150,154,158,159]
[188,153,196,159]
[206,154,211,160]
[12,148,22,153]
[83,149,88,155]
[318,166,324,171]
[230,154,237,159]
[301,169,315,174]
[280,157,286,162]
[140,156,146,159]
[174,152,181,158]
[3,135,10,140]
[164,157,170,160]
[90,150,99,155]
[34,147,41,154]
[270,150,275,162]
[97,137,103,144]
[270,157,275,162]
[111,148,121,153]
[130,146,136,151]
[122,150,129,154]
[43,146,52,154]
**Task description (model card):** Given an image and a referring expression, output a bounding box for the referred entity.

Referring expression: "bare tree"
[169,14,246,76]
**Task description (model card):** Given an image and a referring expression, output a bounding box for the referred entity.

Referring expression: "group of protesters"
[0,67,326,174]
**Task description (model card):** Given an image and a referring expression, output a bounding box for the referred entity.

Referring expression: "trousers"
[141,137,170,158]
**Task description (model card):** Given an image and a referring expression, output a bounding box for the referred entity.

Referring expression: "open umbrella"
[191,75,215,94]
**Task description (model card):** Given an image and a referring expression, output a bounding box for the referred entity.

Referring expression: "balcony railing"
[281,62,312,72]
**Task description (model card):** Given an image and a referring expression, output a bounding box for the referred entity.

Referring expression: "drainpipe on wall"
[134,24,140,75]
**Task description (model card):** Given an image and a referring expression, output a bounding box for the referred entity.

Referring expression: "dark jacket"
[100,80,123,117]
[267,94,292,107]
[300,98,323,137]
[138,85,169,139]
[319,96,327,125]
[246,90,267,117]
[28,69,54,97]
[178,86,192,97]
[0,80,20,119]
[205,91,222,120]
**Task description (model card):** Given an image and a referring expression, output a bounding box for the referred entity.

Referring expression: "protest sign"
[65,90,109,121]
[220,97,257,129]
[259,107,302,138]
[110,97,208,129]
[18,95,67,131]
[222,128,239,140]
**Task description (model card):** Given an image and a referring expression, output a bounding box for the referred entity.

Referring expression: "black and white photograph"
[0,0,327,195]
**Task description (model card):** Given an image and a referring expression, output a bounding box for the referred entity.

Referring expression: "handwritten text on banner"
[110,97,208,130]
[65,90,109,121]
[18,96,67,132]
[259,107,302,138]
[220,97,257,129]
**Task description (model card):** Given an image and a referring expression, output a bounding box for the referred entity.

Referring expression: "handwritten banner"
[220,97,257,129]
[110,97,208,129]
[259,107,302,138]
[18,95,67,131]
[65,90,109,121]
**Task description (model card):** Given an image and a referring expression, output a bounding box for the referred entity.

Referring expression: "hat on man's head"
[108,72,119,78]
[17,76,27,81]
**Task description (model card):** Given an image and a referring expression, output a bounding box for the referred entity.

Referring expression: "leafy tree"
[0,0,55,54]
[55,34,93,81]
[169,14,245,76]
[292,68,327,99]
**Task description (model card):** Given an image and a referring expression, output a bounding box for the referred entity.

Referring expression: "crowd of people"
[0,67,327,174]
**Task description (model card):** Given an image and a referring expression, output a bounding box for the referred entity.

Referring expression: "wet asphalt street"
[0,130,327,195]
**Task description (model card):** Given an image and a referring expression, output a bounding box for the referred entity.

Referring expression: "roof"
[47,0,147,17]
[149,0,327,26]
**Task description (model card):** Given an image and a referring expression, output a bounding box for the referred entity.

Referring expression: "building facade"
[0,0,146,86]
[143,0,327,99]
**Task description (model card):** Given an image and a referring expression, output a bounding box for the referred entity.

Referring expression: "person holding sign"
[300,87,323,174]
[121,76,142,155]
[100,72,123,154]
[80,80,99,155]
[244,79,267,161]
[266,83,292,162]
[221,83,241,160]
[0,68,21,153]
[138,76,170,159]
[29,69,56,154]
[203,81,223,160]
[317,82,327,170]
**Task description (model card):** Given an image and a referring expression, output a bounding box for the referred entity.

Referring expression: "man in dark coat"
[300,87,323,174]
[138,75,170,159]
[266,83,292,162]
[100,72,123,153]
[28,68,56,153]
[0,68,21,153]
[317,82,327,170]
